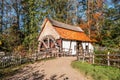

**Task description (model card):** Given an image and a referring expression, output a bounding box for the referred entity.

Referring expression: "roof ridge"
[48,18,84,32]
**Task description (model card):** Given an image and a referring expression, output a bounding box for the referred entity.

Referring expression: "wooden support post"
[35,51,38,61]
[76,43,79,61]
[69,40,72,56]
[20,55,21,64]
[41,40,48,48]
[48,37,50,48]
[38,42,40,53]
[107,52,110,66]
[76,51,79,61]
[82,52,85,63]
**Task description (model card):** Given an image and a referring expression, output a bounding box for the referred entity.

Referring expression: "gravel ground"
[6,57,92,80]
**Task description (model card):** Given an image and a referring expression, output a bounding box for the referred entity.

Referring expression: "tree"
[40,0,68,23]
[86,0,104,38]
[67,0,87,25]
[11,0,22,30]
[0,24,23,51]
[0,0,4,33]
[100,0,120,47]
[21,0,41,53]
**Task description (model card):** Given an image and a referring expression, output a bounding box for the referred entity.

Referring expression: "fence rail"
[0,54,30,68]
[76,50,120,68]
[0,51,120,69]
[0,49,58,69]
[0,48,55,69]
[94,52,120,68]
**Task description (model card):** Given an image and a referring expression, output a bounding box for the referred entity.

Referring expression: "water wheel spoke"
[41,40,48,48]
[39,35,59,51]
[47,37,50,48]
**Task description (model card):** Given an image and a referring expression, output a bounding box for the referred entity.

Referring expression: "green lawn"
[71,61,120,80]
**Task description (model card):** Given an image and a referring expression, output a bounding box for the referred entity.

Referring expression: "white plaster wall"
[62,40,77,55]
[82,42,94,52]
[62,40,70,51]
[62,40,94,55]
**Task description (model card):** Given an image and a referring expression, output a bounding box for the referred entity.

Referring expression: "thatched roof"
[39,18,91,42]
[49,18,83,32]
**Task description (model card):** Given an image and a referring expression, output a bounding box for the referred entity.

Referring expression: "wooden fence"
[77,50,120,68]
[1,50,120,69]
[74,50,120,68]
[0,56,17,68]
[94,52,120,68]
[0,54,30,68]
[0,49,59,69]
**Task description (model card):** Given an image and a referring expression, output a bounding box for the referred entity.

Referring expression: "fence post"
[107,52,110,66]
[92,54,95,64]
[35,51,37,61]
[20,55,21,64]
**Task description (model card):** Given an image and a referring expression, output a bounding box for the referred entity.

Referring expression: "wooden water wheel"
[39,35,59,57]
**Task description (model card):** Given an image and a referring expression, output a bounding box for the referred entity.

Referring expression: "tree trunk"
[0,0,4,33]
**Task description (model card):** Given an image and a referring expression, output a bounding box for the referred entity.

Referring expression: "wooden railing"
[94,52,120,68]
[0,55,24,68]
[76,49,94,63]
[1,50,119,69]
[77,51,120,68]
[38,48,72,57]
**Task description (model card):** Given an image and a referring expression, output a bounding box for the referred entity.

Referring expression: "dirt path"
[6,57,91,80]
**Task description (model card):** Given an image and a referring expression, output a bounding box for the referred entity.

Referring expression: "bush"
[94,49,107,54]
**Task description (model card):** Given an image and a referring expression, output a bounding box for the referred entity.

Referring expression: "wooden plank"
[107,59,120,62]
[41,40,48,48]
[48,37,50,48]
[94,54,106,56]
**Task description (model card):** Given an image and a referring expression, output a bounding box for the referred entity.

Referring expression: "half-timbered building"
[38,18,94,56]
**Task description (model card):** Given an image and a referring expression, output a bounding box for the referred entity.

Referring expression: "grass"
[71,61,120,80]
[0,57,55,79]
